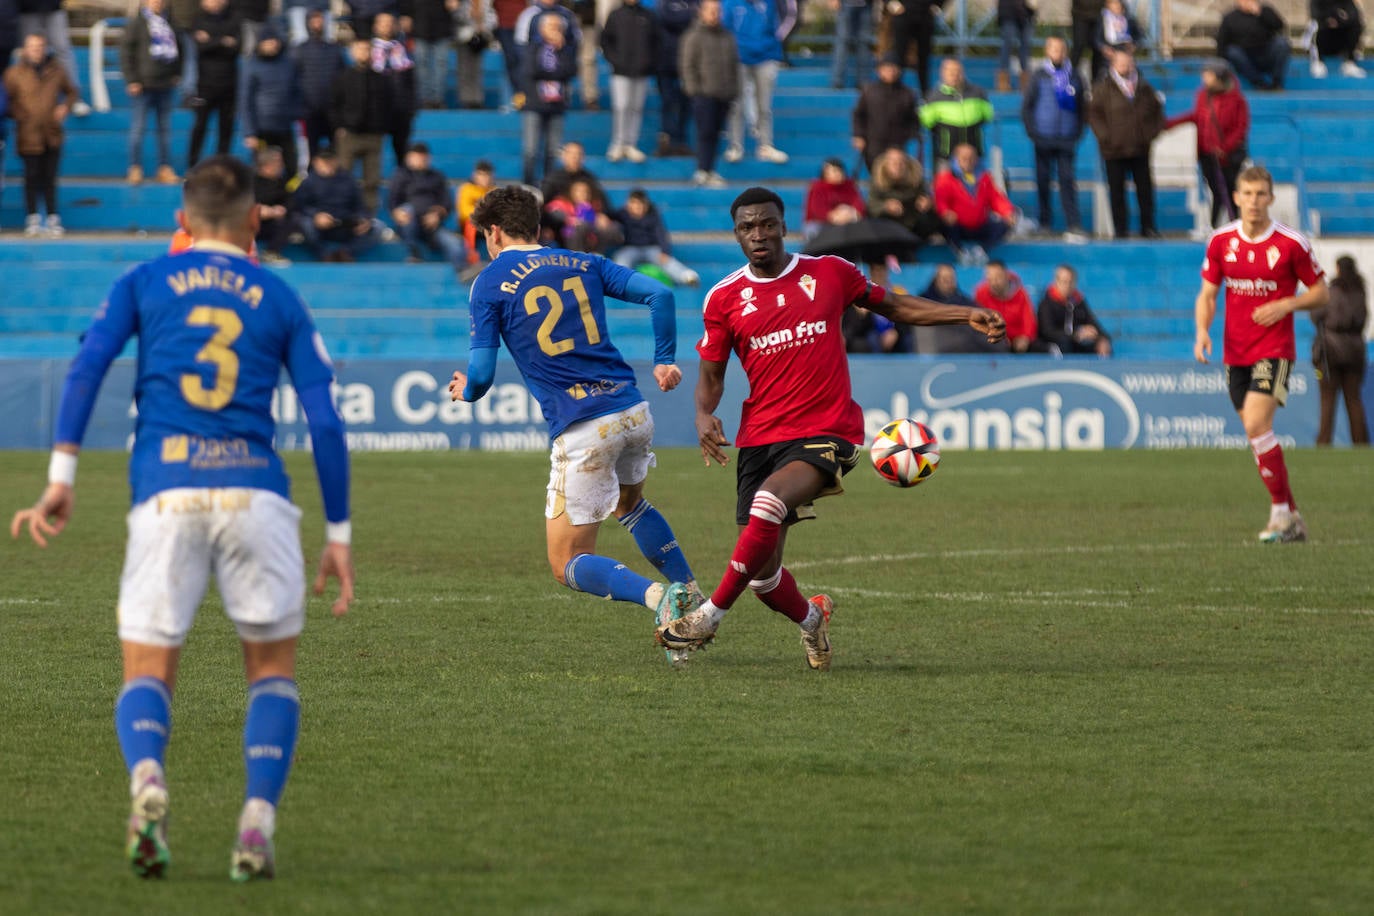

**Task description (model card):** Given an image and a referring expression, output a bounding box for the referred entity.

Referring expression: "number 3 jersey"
[62,245,336,505]
[697,254,883,448]
[468,244,663,438]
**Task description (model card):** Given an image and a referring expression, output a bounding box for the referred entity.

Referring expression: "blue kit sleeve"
[54,272,141,447]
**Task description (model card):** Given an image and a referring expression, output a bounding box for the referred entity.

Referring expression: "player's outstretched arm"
[1194,280,1219,363]
[298,381,355,616]
[875,290,1006,342]
[695,358,731,467]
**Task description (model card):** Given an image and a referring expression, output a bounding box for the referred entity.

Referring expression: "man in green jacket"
[919,57,994,173]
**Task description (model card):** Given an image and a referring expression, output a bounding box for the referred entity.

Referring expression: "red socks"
[1250,431,1296,509]
[748,566,811,623]
[710,491,787,611]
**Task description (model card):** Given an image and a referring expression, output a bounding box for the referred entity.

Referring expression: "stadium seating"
[2,49,1366,362]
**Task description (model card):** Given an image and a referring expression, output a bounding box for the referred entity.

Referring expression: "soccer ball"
[869,419,940,487]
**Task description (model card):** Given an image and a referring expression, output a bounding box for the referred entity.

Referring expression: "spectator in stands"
[294,8,343,160]
[4,30,76,237]
[1,0,17,78]
[1093,0,1145,76]
[1070,0,1104,80]
[1087,43,1163,239]
[286,0,334,45]
[921,263,1008,352]
[187,0,240,169]
[1022,34,1088,242]
[345,0,397,41]
[545,177,623,254]
[514,0,581,75]
[884,0,939,96]
[1037,264,1112,356]
[452,0,490,109]
[654,0,697,157]
[802,157,866,240]
[370,13,417,163]
[612,187,701,285]
[491,0,526,108]
[1164,60,1249,228]
[1311,255,1370,445]
[541,140,610,211]
[933,142,1016,266]
[975,260,1052,354]
[407,0,455,109]
[1217,0,1290,91]
[920,57,995,174]
[679,0,738,188]
[242,23,303,177]
[869,147,942,243]
[294,147,383,261]
[722,0,789,164]
[996,0,1035,92]
[169,0,200,105]
[843,305,909,353]
[1308,0,1366,79]
[521,12,577,186]
[331,38,389,212]
[570,0,599,110]
[16,0,88,115]
[232,0,270,53]
[851,54,919,172]
[602,0,658,163]
[829,0,873,91]
[252,145,293,261]
[123,0,184,186]
[389,141,465,267]
[456,158,494,272]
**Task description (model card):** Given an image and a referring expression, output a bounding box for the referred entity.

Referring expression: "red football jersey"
[1201,220,1324,365]
[697,254,882,447]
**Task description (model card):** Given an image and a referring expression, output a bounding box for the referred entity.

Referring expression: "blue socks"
[243,677,300,807]
[564,553,656,604]
[618,499,695,584]
[115,677,172,773]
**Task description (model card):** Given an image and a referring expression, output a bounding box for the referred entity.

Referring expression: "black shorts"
[734,436,862,526]
[1227,358,1292,411]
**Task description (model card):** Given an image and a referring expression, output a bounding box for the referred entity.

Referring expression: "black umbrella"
[803,218,925,265]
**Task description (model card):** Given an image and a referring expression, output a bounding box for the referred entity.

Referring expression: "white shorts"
[547,401,656,526]
[118,488,305,647]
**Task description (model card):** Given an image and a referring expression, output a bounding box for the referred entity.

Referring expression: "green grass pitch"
[1,447,1372,914]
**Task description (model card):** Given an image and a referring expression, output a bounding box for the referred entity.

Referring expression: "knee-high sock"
[617,499,694,584]
[115,677,172,775]
[564,553,656,605]
[711,490,787,611]
[243,677,300,807]
[749,566,811,623]
[1250,431,1296,509]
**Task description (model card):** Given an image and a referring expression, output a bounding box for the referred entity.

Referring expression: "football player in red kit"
[1194,164,1329,543]
[655,186,1005,669]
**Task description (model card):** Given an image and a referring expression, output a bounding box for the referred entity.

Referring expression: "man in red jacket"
[1164,61,1249,228]
[933,142,1017,265]
[974,260,1054,353]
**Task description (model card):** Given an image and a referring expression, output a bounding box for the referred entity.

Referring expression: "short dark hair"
[730,186,785,220]
[628,188,649,204]
[474,159,494,173]
[471,185,541,241]
[986,259,1008,271]
[182,155,255,229]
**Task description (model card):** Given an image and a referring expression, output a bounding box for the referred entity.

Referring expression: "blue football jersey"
[468,245,648,437]
[74,247,335,505]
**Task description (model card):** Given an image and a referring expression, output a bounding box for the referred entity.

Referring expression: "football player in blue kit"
[10,155,355,882]
[448,185,700,662]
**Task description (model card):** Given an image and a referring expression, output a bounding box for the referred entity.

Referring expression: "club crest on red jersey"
[799,274,817,300]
